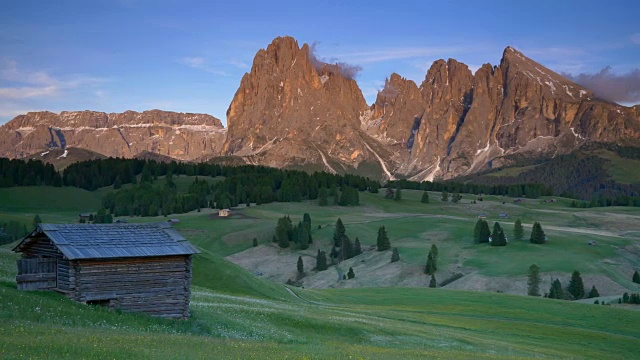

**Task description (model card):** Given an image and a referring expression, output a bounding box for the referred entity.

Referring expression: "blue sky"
[1,0,639,125]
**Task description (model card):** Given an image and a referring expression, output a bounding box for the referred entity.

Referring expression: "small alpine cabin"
[13,223,199,319]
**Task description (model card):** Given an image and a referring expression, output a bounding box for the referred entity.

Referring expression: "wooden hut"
[13,223,199,319]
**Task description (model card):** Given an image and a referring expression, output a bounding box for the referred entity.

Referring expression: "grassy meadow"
[1,181,640,358]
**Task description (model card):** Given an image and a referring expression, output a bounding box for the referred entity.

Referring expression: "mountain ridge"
[0,36,638,181]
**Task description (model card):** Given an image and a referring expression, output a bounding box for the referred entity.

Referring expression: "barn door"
[16,258,57,290]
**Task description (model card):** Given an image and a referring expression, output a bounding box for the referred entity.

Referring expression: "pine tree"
[376,226,390,251]
[32,214,42,228]
[421,191,429,203]
[623,292,629,303]
[473,219,483,243]
[429,274,437,288]
[303,213,312,243]
[297,256,304,274]
[548,279,564,299]
[316,250,328,271]
[588,285,600,298]
[347,267,355,279]
[479,220,491,243]
[334,218,345,247]
[299,224,310,250]
[451,192,460,203]
[318,187,328,206]
[441,191,449,202]
[513,219,524,241]
[430,244,439,262]
[113,176,122,189]
[354,237,362,256]
[568,270,585,299]
[391,247,400,262]
[394,187,402,201]
[272,235,277,243]
[330,246,339,259]
[632,270,640,284]
[252,238,258,247]
[530,222,546,244]
[424,251,436,275]
[527,264,541,296]
[340,235,354,261]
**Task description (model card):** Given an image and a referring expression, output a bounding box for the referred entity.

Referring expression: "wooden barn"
[13,223,199,319]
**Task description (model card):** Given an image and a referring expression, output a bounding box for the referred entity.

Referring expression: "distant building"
[218,209,231,217]
[78,213,92,222]
[477,214,487,219]
[167,218,180,224]
[499,213,509,219]
[13,223,199,319]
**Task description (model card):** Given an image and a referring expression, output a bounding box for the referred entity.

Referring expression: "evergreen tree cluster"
[315,250,328,271]
[632,270,640,284]
[546,270,589,300]
[490,222,507,246]
[0,220,28,245]
[619,293,640,304]
[387,179,552,200]
[0,158,62,187]
[331,218,359,261]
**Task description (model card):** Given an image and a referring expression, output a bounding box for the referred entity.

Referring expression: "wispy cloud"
[329,46,467,64]
[0,60,108,99]
[180,57,229,76]
[229,60,250,69]
[563,66,640,104]
[631,33,640,45]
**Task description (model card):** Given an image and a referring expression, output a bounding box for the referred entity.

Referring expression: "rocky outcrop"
[0,110,226,161]
[223,36,392,173]
[366,46,640,180]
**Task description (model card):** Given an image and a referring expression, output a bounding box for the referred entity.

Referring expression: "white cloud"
[0,60,108,100]
[329,46,467,64]
[631,33,640,45]
[229,60,250,69]
[0,86,57,99]
[180,57,230,76]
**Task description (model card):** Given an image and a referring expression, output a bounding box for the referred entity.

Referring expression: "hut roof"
[13,223,199,260]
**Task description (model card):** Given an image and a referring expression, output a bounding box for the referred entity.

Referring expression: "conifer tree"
[527,264,541,296]
[530,222,546,244]
[297,256,304,274]
[347,267,355,279]
[303,213,312,243]
[316,250,328,271]
[299,224,310,250]
[330,246,339,259]
[391,247,400,262]
[548,279,564,299]
[430,244,439,262]
[394,187,402,201]
[421,191,429,203]
[514,219,524,241]
[376,226,390,251]
[354,237,362,256]
[588,285,600,298]
[340,235,354,261]
[429,274,437,288]
[451,192,460,203]
[568,270,585,299]
[32,214,42,228]
[441,191,449,202]
[252,238,258,247]
[478,220,491,243]
[424,251,437,275]
[334,218,345,247]
[632,270,640,284]
[473,219,483,243]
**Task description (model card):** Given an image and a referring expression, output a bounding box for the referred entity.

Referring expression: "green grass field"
[1,184,640,358]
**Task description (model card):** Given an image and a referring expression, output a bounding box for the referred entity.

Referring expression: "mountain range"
[1,36,639,181]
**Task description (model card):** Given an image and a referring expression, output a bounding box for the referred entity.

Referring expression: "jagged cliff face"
[365,46,639,180]
[223,36,390,172]
[0,110,226,161]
